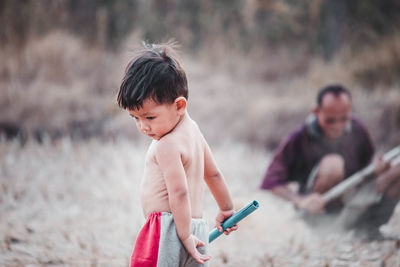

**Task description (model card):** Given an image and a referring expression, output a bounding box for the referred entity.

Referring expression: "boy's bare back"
[141,112,211,218]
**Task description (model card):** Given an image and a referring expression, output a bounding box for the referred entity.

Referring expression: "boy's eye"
[146,117,155,120]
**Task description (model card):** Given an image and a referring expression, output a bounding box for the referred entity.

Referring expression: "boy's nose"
[139,121,150,131]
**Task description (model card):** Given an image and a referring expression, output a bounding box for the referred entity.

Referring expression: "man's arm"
[271,185,326,214]
[155,139,210,264]
[260,132,293,190]
[270,185,302,204]
[261,129,326,214]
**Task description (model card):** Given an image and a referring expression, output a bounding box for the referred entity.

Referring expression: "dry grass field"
[0,139,399,266]
[1,31,400,266]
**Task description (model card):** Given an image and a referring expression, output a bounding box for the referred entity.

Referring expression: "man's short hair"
[317,84,352,106]
[117,42,188,110]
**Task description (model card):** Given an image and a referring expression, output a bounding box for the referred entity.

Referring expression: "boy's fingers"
[226,225,238,233]
[194,258,203,264]
[201,254,211,260]
[190,251,202,264]
[199,254,211,263]
[223,225,238,234]
[196,240,205,247]
[194,253,211,264]
[202,255,211,262]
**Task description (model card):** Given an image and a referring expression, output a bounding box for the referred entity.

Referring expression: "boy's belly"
[140,186,171,218]
[140,188,203,219]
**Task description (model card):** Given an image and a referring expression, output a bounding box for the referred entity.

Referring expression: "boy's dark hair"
[117,42,188,110]
[317,84,352,106]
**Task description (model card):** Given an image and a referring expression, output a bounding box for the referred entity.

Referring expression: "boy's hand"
[181,234,211,264]
[215,209,238,235]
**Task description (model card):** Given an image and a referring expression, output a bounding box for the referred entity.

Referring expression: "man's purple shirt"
[260,115,375,194]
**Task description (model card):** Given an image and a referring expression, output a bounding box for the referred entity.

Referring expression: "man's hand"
[215,209,238,235]
[295,193,326,214]
[373,154,391,176]
[376,163,400,199]
[181,235,211,264]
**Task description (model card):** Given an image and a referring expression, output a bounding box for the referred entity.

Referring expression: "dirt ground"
[0,139,399,267]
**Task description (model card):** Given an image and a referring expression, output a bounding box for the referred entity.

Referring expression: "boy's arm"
[203,142,237,233]
[156,140,191,240]
[156,139,210,264]
[204,142,233,210]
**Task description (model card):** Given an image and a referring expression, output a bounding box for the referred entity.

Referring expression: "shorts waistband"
[146,211,206,222]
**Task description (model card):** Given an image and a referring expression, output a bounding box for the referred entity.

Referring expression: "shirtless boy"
[117,43,237,266]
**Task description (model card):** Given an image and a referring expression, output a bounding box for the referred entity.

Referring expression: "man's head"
[313,85,352,140]
[117,42,188,140]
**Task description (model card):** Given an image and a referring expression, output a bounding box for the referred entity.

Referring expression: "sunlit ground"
[0,139,399,266]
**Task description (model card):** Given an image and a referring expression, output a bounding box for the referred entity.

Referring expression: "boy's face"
[127,98,186,140]
[313,92,352,140]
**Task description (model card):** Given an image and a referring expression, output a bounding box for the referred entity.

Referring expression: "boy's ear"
[174,97,187,114]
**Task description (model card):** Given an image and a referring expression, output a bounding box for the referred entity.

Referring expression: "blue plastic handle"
[209,200,259,243]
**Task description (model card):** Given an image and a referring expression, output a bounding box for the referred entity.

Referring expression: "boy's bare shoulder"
[155,117,205,158]
[154,132,185,157]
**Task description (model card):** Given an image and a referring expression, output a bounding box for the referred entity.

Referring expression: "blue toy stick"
[209,200,259,243]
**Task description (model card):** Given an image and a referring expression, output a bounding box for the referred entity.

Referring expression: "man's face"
[127,98,183,140]
[314,93,352,140]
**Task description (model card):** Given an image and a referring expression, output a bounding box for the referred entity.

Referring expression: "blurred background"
[1,0,400,266]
